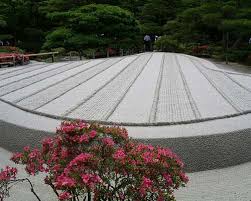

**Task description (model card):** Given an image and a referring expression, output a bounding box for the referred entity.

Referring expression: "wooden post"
[13,56,15,67]
[69,52,72,61]
[107,48,109,58]
[22,55,24,65]
[52,54,55,63]
[225,32,229,65]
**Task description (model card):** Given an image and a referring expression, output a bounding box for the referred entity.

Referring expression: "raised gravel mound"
[1,53,251,171]
[1,52,250,126]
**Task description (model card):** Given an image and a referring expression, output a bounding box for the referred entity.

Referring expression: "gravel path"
[175,162,251,201]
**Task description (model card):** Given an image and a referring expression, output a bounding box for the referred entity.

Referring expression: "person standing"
[144,35,151,52]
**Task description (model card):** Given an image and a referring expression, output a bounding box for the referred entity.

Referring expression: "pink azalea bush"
[4,121,188,200]
[0,166,17,200]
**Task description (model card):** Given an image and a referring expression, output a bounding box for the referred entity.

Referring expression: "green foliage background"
[0,0,251,63]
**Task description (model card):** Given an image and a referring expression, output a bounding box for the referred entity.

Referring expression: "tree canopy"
[1,0,251,63]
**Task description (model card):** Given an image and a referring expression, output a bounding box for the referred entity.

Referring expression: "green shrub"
[155,36,184,52]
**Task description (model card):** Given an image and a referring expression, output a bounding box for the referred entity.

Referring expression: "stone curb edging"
[0,118,250,173]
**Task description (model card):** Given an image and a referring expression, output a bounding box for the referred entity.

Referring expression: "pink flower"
[55,175,76,188]
[142,176,153,188]
[61,149,69,159]
[0,166,17,181]
[58,192,72,200]
[81,173,101,188]
[60,123,75,133]
[25,162,36,175]
[163,173,173,186]
[157,147,173,158]
[179,172,189,183]
[28,148,40,159]
[89,130,97,138]
[102,137,115,146]
[157,196,164,201]
[142,151,154,163]
[113,149,126,160]
[52,164,61,172]
[68,153,93,167]
[11,152,23,163]
[23,146,30,152]
[79,134,89,143]
[42,137,54,153]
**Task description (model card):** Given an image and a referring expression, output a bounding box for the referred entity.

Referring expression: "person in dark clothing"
[144,35,151,51]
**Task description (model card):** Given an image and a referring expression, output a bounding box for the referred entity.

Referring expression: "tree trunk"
[231,37,242,49]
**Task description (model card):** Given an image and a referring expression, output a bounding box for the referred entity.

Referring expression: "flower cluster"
[11,120,188,201]
[0,166,18,200]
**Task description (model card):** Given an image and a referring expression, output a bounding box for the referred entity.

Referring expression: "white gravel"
[1,53,251,124]
[2,60,103,102]
[177,55,236,117]
[38,56,138,116]
[108,52,163,123]
[68,54,152,120]
[156,53,195,122]
[17,58,119,110]
[175,162,251,201]
[0,61,89,96]
[229,74,251,91]
[0,63,46,78]
[0,62,68,86]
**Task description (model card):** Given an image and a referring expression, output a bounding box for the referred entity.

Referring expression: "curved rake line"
[218,70,251,93]
[182,54,251,77]
[104,53,154,120]
[1,97,251,127]
[13,59,108,104]
[0,62,60,81]
[189,58,242,113]
[175,55,202,119]
[33,57,125,111]
[0,61,90,96]
[148,53,165,123]
[0,62,45,76]
[63,55,142,117]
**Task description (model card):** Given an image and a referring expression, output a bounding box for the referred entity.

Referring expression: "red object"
[192,45,209,55]
[0,53,29,65]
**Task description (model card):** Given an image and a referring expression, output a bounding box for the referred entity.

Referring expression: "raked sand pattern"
[0,52,251,125]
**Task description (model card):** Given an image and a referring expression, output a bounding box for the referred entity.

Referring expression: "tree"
[140,0,181,35]
[0,0,47,51]
[43,4,140,51]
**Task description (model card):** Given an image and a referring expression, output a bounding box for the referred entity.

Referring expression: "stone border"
[1,118,250,172]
